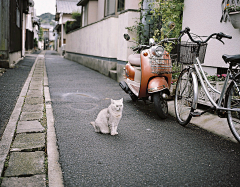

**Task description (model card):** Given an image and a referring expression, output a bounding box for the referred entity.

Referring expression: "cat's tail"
[90,121,95,127]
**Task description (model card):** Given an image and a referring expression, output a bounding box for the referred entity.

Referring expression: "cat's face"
[111,98,123,112]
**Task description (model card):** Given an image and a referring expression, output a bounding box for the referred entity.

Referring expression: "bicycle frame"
[188,57,240,112]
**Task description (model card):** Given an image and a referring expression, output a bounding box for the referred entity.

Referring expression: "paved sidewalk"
[168,101,238,143]
[0,52,63,187]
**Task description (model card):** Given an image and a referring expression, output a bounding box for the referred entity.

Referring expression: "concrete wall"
[64,1,140,82]
[9,51,22,68]
[126,1,140,10]
[66,16,118,58]
[62,15,72,24]
[117,11,140,61]
[66,10,140,61]
[65,53,125,82]
[182,0,240,75]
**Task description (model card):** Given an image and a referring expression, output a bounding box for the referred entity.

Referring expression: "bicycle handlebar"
[179,27,232,44]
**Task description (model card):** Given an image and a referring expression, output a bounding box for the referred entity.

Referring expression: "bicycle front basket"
[177,42,207,64]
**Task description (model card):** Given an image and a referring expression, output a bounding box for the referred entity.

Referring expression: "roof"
[56,0,81,14]
[77,0,88,6]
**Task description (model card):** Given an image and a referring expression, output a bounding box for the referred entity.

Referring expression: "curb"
[44,55,64,187]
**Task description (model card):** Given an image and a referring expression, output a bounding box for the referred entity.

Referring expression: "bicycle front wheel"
[174,68,195,126]
[225,79,240,143]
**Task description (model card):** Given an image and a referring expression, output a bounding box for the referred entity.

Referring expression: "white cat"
[91,98,123,135]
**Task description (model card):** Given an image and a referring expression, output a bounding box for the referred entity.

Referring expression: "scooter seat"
[128,54,141,67]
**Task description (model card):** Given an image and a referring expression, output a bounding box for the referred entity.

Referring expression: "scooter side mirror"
[149,38,155,46]
[124,34,130,41]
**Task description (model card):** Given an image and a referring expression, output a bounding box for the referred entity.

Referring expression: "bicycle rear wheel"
[225,78,240,143]
[174,68,195,126]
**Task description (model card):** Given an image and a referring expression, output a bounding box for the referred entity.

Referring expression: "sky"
[34,0,56,16]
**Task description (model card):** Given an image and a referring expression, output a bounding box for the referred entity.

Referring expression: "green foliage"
[65,12,81,34]
[126,0,184,53]
[34,38,38,47]
[226,4,240,12]
[125,18,148,44]
[150,0,184,40]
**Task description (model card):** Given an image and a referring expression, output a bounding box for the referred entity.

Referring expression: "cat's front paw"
[111,131,118,136]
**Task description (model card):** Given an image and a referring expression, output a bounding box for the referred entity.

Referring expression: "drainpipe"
[142,0,150,39]
[115,0,118,16]
[60,12,63,50]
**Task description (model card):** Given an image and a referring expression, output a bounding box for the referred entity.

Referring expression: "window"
[16,8,20,28]
[105,0,115,16]
[105,0,125,17]
[118,0,124,12]
[83,3,88,26]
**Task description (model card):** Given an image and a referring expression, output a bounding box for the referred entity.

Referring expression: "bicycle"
[174,27,240,143]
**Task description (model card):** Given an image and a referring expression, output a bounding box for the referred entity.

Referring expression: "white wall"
[126,0,140,10]
[62,15,73,24]
[182,0,240,74]
[9,51,22,68]
[117,11,140,61]
[66,16,118,58]
[65,11,140,61]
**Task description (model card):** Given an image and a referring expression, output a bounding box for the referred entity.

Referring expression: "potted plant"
[226,4,240,29]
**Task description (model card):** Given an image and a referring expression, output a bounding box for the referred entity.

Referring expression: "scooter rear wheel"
[153,92,168,119]
[129,91,138,102]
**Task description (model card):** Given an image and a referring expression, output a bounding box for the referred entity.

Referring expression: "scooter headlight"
[155,46,164,57]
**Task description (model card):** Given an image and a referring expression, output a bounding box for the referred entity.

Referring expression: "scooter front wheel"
[153,92,168,119]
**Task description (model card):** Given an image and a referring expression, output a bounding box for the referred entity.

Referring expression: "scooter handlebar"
[133,47,139,51]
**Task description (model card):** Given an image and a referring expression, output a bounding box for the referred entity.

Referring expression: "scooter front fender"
[148,77,170,95]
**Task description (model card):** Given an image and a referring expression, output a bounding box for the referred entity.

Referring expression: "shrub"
[65,12,81,34]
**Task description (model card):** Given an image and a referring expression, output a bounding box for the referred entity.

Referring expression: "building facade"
[63,0,140,81]
[182,0,240,75]
[54,0,81,54]
[0,0,37,68]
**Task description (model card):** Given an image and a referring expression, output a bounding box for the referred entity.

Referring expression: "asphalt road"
[45,51,240,187]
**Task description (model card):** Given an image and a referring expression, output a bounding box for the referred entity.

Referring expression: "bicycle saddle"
[222,54,240,64]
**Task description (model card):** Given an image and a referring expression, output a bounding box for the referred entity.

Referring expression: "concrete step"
[109,70,117,81]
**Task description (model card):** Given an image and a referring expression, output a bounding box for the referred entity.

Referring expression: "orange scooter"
[119,35,174,119]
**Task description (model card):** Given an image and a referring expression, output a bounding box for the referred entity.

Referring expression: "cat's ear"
[120,98,123,102]
[111,99,114,104]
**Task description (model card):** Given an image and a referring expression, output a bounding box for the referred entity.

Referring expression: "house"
[54,0,81,54]
[25,4,40,53]
[0,0,38,68]
[182,0,240,75]
[63,0,140,81]
[41,24,55,50]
